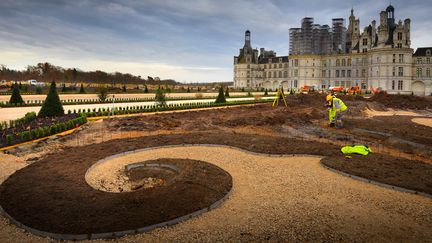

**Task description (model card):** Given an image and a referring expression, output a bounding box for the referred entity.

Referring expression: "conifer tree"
[79,83,85,93]
[215,86,226,103]
[224,87,230,97]
[155,87,166,106]
[144,85,149,93]
[9,83,24,104]
[38,82,64,117]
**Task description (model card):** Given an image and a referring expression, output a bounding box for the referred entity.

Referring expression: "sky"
[0,0,431,83]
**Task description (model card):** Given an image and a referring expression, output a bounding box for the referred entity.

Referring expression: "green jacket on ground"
[341,145,372,155]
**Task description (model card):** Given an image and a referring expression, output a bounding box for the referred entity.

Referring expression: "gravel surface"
[412,118,432,128]
[1,146,431,242]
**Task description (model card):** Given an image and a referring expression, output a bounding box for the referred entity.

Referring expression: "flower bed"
[0,112,87,148]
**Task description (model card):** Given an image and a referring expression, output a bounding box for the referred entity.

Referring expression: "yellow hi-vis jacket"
[329,97,347,122]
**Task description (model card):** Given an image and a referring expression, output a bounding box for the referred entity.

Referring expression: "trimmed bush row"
[0,112,37,131]
[0,95,273,107]
[2,115,87,147]
[73,99,273,117]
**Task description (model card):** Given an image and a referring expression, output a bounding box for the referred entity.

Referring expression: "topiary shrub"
[50,125,57,135]
[155,88,166,106]
[79,83,85,93]
[9,83,24,104]
[264,88,268,96]
[38,127,45,137]
[31,129,38,139]
[38,82,64,118]
[215,86,226,104]
[6,134,13,145]
[225,87,230,97]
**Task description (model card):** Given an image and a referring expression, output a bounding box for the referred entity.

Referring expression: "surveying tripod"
[272,86,288,107]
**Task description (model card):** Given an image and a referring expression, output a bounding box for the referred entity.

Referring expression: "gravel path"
[412,118,432,128]
[1,146,431,242]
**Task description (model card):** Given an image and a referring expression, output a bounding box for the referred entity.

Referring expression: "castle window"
[284,63,288,68]
[426,50,431,56]
[362,69,366,77]
[417,58,423,64]
[397,43,402,48]
[347,58,352,66]
[356,69,359,77]
[391,80,396,90]
[397,80,403,90]
[268,72,272,78]
[393,54,396,63]
[427,58,431,64]
[274,64,277,68]
[399,54,404,63]
[397,32,403,41]
[279,63,282,68]
[417,68,422,78]
[342,59,346,66]
[427,68,431,77]
[336,59,340,66]
[279,58,282,63]
[264,65,267,69]
[347,70,351,77]
[322,70,326,78]
[294,60,299,67]
[274,71,277,78]
[398,67,404,77]
[336,70,340,78]
[362,38,368,45]
[247,64,250,68]
[279,71,282,78]
[342,70,346,77]
[284,71,288,78]
[294,69,298,76]
[362,48,368,53]
[393,67,396,77]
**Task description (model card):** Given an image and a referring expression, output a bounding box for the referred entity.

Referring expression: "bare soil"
[0,157,232,234]
[1,93,432,239]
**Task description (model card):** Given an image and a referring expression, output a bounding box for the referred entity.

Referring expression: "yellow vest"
[332,98,347,112]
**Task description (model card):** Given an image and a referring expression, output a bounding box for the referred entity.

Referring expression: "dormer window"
[397,32,403,41]
[426,49,431,56]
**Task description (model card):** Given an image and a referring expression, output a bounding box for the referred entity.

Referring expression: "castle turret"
[244,30,251,48]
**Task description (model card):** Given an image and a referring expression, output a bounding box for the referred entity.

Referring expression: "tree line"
[0,63,178,86]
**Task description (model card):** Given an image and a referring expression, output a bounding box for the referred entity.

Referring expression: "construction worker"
[326,94,347,128]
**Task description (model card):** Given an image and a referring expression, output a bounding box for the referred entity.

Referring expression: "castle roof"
[413,48,432,56]
[258,56,288,64]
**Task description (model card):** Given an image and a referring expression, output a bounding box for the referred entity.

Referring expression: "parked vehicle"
[27,80,45,87]
[330,86,344,93]
[348,86,361,94]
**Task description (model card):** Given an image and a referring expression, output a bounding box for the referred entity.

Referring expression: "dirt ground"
[0,93,431,241]
[0,156,232,234]
[1,146,432,242]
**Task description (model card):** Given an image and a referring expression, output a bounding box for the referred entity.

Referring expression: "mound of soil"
[369,93,432,110]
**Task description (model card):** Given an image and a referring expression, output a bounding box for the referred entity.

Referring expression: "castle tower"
[347,8,360,51]
[244,30,251,48]
[385,5,396,45]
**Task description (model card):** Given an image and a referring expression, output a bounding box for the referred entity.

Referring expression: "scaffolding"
[289,17,347,55]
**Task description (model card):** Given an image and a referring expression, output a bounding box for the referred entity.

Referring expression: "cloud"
[0,0,431,82]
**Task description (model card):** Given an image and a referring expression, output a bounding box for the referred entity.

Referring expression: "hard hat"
[326,94,333,102]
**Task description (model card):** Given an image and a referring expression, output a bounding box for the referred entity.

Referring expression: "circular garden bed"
[0,149,232,240]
